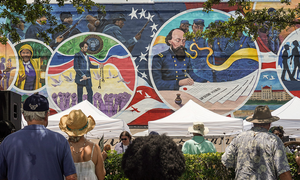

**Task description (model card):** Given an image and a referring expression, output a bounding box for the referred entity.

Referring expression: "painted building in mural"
[0,0,299,126]
[251,86,292,101]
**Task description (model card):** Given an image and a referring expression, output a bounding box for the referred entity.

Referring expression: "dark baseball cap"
[23,93,49,111]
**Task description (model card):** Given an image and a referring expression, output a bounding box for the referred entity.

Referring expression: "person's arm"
[296,155,300,175]
[95,144,106,180]
[73,53,85,78]
[65,174,77,180]
[221,137,237,168]
[278,171,292,180]
[152,54,180,90]
[273,138,292,178]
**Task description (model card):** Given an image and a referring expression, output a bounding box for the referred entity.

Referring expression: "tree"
[1,0,299,44]
[0,0,105,44]
[185,0,300,42]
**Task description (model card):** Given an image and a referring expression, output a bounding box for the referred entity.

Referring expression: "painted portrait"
[149,8,260,115]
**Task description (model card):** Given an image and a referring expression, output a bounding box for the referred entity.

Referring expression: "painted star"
[131,56,137,61]
[138,8,147,19]
[129,7,138,19]
[145,44,150,52]
[150,23,158,31]
[150,31,156,38]
[146,12,155,22]
[140,71,148,79]
[139,52,147,62]
[135,65,140,72]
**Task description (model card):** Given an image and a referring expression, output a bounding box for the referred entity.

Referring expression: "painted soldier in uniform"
[152,28,206,91]
[185,19,212,82]
[7,16,25,43]
[224,31,256,56]
[50,12,82,49]
[25,16,47,41]
[179,20,190,33]
[103,14,141,48]
[209,20,230,66]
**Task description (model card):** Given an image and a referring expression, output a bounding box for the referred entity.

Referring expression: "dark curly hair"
[121,134,185,180]
[165,28,183,46]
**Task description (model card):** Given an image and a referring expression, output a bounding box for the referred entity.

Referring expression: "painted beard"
[172,46,186,61]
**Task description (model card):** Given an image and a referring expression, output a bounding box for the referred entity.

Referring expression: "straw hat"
[246,105,279,123]
[188,122,209,135]
[59,109,95,136]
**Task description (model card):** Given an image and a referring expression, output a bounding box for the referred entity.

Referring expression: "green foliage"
[104,150,128,180]
[185,1,300,42]
[0,0,104,44]
[104,152,299,180]
[179,153,235,180]
[287,153,300,179]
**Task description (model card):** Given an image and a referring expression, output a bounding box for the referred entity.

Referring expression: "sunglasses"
[121,138,128,141]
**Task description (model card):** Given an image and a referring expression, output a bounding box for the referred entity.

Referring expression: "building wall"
[0,1,298,125]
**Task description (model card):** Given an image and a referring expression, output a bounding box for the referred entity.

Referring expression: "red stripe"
[48,56,135,91]
[289,91,300,97]
[49,108,57,115]
[127,86,163,107]
[185,2,239,12]
[261,62,276,69]
[128,108,174,125]
[48,61,74,74]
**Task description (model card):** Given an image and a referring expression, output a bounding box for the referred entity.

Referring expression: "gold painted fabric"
[222,127,290,180]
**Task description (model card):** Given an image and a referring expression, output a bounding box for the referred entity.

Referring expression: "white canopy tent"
[41,100,130,139]
[270,97,300,137]
[243,97,300,137]
[147,100,243,137]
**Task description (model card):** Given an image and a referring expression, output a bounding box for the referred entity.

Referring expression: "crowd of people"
[0,93,300,179]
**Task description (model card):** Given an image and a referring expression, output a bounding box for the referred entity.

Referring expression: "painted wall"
[0,1,298,125]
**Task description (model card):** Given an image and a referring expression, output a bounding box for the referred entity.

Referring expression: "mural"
[0,41,17,91]
[149,9,259,115]
[1,1,300,125]
[46,33,136,116]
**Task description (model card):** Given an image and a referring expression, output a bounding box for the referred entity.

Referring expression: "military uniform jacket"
[50,22,81,49]
[25,23,44,41]
[103,24,136,48]
[152,48,205,90]
[74,51,98,87]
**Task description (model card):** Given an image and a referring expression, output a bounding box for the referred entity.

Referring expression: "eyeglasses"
[121,138,127,141]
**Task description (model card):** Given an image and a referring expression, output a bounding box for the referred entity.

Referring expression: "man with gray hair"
[222,106,292,180]
[0,93,77,180]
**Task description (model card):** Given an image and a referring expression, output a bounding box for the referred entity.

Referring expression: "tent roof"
[269,97,300,136]
[46,100,130,139]
[148,100,243,136]
[242,97,300,136]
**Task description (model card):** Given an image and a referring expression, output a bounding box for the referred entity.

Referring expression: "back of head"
[22,93,49,122]
[122,134,185,180]
[0,120,15,142]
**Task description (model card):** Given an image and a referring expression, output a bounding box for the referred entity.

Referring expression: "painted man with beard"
[152,28,206,90]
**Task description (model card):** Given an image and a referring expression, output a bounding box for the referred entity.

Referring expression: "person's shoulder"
[154,49,170,59]
[46,129,68,141]
[114,142,122,148]
[74,52,82,56]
